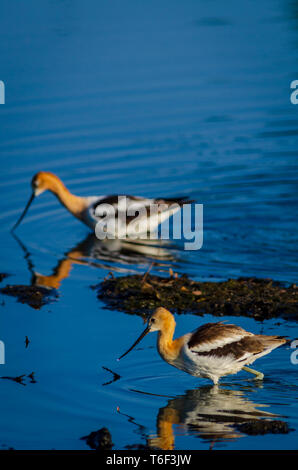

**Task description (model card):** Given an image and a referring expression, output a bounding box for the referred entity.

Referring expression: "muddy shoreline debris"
[94,273,298,320]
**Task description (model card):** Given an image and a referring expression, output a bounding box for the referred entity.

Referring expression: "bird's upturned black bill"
[118,325,150,360]
[11,192,35,232]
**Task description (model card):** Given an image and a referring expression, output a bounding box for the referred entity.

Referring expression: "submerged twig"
[102,366,121,386]
[0,374,27,386]
[141,262,154,285]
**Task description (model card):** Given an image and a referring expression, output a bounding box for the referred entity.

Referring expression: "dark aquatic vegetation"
[0,284,58,310]
[96,273,298,320]
[81,427,114,451]
[235,420,291,436]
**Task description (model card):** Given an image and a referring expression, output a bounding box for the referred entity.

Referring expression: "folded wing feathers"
[187,322,287,362]
[188,322,252,353]
[93,195,193,216]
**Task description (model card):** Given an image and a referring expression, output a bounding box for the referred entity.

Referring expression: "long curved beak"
[118,325,150,360]
[11,192,35,232]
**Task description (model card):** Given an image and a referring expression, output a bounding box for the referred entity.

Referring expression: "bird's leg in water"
[242,366,264,380]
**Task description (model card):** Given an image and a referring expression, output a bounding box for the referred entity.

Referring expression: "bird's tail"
[257,335,288,350]
[160,196,196,207]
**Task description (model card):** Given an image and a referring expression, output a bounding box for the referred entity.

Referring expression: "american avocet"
[118,307,287,385]
[12,171,192,236]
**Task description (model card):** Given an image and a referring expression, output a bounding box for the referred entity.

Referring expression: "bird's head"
[31,171,60,196]
[11,171,61,231]
[118,307,175,360]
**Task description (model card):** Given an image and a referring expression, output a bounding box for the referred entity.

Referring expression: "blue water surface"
[0,0,297,450]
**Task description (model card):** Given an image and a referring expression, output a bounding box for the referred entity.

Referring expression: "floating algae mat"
[235,419,290,436]
[0,284,58,310]
[95,274,298,320]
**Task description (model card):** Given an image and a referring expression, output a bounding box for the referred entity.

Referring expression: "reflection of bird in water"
[147,385,279,450]
[11,171,193,236]
[119,307,287,384]
[12,233,175,290]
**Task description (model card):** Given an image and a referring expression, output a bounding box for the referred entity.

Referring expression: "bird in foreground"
[118,307,287,385]
[11,171,192,236]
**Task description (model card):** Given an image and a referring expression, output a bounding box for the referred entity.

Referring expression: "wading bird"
[118,307,287,385]
[11,171,192,237]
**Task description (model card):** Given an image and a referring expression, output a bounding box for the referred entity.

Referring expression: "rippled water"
[0,0,297,450]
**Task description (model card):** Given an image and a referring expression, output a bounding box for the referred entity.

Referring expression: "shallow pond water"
[0,0,297,450]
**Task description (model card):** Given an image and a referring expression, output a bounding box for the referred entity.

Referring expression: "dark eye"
[150,318,155,323]
[31,178,38,189]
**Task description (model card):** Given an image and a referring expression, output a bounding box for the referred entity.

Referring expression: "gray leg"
[242,366,264,380]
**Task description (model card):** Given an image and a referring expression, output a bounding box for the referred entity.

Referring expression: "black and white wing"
[185,322,267,363]
[87,194,193,236]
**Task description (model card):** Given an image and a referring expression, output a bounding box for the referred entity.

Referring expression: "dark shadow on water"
[17,232,175,286]
[0,234,176,308]
[130,385,289,450]
[81,381,290,450]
